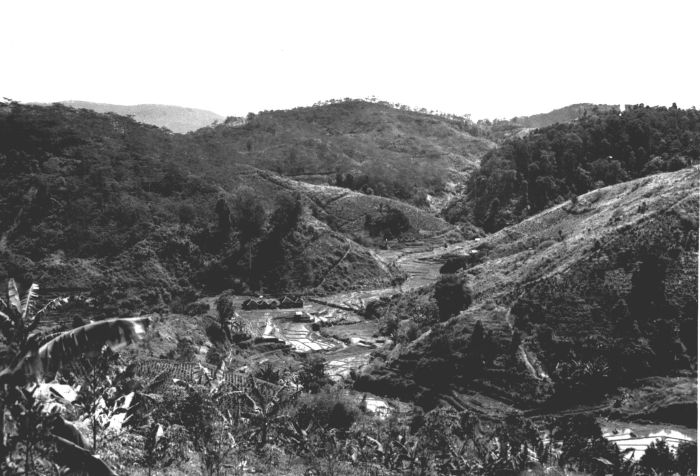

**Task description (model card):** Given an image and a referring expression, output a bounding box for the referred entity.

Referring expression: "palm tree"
[0,278,151,474]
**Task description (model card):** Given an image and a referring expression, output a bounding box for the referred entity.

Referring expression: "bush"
[553,415,622,475]
[434,274,472,321]
[186,301,210,316]
[676,441,697,476]
[253,362,284,385]
[293,389,359,432]
[205,322,226,345]
[364,207,410,239]
[297,355,332,394]
[363,298,386,319]
[639,439,676,475]
[439,256,468,274]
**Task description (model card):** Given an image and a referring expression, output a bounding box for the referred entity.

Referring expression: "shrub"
[434,274,472,321]
[186,301,210,316]
[639,439,676,475]
[364,207,410,239]
[293,389,359,433]
[363,298,385,319]
[439,256,468,274]
[554,415,622,475]
[206,322,226,345]
[297,355,332,394]
[676,441,697,476]
[253,362,284,385]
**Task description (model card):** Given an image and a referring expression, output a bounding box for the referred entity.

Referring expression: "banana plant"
[0,316,151,386]
[242,377,297,447]
[0,278,151,475]
[0,278,48,347]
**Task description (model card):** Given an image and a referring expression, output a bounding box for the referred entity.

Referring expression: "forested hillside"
[190,99,495,206]
[513,103,619,129]
[0,99,697,476]
[446,104,700,232]
[1,102,457,312]
[475,104,619,142]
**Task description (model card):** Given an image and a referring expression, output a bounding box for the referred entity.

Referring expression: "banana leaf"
[0,316,151,385]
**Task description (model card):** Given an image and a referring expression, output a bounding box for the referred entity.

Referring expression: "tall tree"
[232,186,266,277]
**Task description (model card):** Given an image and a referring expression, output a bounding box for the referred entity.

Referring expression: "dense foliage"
[0,101,396,310]
[434,274,472,321]
[1,98,697,475]
[509,201,698,407]
[448,104,700,231]
[192,99,493,206]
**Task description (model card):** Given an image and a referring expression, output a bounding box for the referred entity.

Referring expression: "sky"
[2,0,698,120]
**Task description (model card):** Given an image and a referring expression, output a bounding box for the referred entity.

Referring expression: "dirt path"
[504,309,550,381]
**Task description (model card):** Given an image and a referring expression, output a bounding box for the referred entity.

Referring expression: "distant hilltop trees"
[309,97,473,123]
[227,97,474,125]
[446,103,700,232]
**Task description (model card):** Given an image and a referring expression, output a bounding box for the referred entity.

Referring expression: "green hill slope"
[191,99,496,205]
[477,103,618,142]
[0,102,455,312]
[359,168,699,412]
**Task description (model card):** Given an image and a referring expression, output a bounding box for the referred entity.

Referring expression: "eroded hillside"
[359,167,699,417]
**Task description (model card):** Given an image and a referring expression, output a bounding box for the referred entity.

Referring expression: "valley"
[0,98,697,475]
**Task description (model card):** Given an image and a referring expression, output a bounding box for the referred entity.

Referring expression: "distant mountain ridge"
[60,100,225,133]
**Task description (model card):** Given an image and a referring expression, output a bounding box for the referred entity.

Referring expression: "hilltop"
[191,99,496,206]
[60,100,226,133]
[53,99,498,210]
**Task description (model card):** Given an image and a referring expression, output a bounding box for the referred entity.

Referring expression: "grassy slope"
[361,167,699,416]
[470,166,699,307]
[257,170,454,237]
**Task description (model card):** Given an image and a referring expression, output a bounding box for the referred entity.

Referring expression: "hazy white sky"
[2,0,698,120]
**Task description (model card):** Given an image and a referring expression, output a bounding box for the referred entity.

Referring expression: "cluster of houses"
[241,296,304,310]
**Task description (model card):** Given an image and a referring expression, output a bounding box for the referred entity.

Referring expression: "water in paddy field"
[601,421,696,461]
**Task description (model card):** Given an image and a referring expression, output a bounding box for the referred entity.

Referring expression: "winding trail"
[504,308,550,381]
